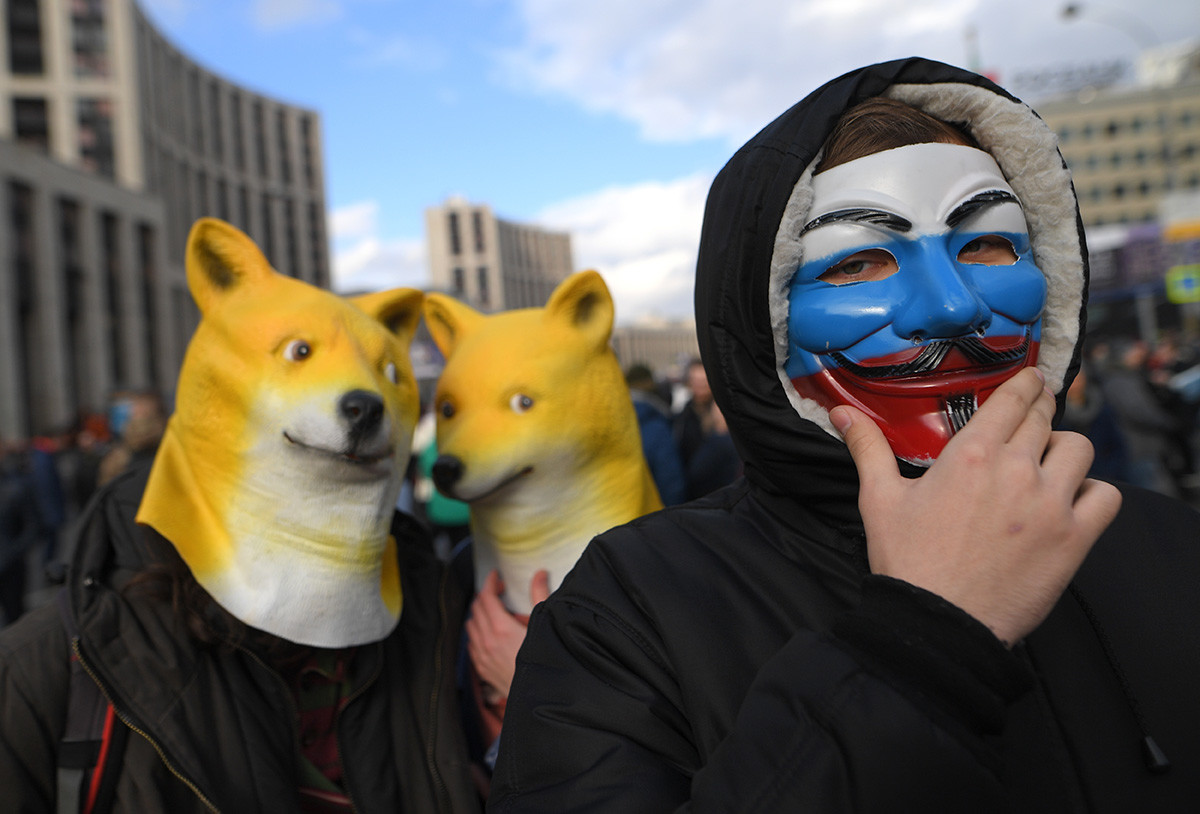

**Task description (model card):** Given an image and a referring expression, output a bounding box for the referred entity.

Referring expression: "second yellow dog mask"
[137,218,423,648]
[424,271,662,613]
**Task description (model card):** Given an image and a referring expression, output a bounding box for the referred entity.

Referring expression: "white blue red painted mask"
[784,142,1047,466]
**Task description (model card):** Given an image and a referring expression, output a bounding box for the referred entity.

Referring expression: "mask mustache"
[829,331,1031,380]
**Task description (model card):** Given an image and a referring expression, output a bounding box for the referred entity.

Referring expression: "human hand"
[466,569,551,698]
[830,368,1121,647]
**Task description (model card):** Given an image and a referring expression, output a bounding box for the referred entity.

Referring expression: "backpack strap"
[56,588,129,814]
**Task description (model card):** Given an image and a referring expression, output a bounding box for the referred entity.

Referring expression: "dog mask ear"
[185,218,275,315]
[423,294,484,357]
[545,270,614,352]
[350,288,425,348]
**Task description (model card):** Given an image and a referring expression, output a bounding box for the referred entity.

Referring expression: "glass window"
[276,109,292,185]
[473,210,485,253]
[7,0,44,75]
[71,0,108,78]
[78,98,116,179]
[448,212,462,255]
[12,97,49,153]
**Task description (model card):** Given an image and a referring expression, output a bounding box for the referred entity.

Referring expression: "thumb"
[829,405,900,491]
[483,568,505,597]
[530,569,551,606]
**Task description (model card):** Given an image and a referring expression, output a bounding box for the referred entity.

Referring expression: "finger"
[1071,478,1122,544]
[474,579,509,626]
[1006,386,1057,456]
[530,570,551,606]
[482,569,505,597]
[959,367,1048,445]
[830,405,901,494]
[1039,431,1096,490]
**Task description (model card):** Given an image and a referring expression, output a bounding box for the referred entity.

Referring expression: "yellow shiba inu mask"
[424,271,662,613]
[136,218,423,648]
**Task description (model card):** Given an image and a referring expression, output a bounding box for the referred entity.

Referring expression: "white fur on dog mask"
[137,219,423,648]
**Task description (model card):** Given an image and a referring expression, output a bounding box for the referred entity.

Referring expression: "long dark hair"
[122,533,314,670]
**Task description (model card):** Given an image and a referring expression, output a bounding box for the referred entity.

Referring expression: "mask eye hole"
[958,235,1017,265]
[384,362,398,384]
[817,248,898,286]
[509,393,535,413]
[283,339,312,361]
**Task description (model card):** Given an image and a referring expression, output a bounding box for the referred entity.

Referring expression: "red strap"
[82,704,117,814]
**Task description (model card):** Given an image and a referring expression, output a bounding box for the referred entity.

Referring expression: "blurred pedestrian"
[0,438,43,626]
[673,358,717,468]
[683,401,742,500]
[1059,362,1132,483]
[96,389,167,489]
[625,363,687,505]
[1101,339,1180,497]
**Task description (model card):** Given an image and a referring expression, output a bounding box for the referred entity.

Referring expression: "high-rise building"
[425,197,573,312]
[0,0,329,439]
[1035,44,1200,228]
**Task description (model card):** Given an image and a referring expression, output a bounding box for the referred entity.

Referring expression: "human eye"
[817,248,898,285]
[958,235,1017,266]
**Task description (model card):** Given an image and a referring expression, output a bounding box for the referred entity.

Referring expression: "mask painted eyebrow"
[800,208,913,237]
[945,190,1020,229]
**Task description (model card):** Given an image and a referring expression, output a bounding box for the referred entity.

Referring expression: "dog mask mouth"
[283,431,395,469]
[434,456,532,506]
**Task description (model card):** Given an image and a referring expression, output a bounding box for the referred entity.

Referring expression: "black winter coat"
[0,465,480,813]
[490,58,1200,811]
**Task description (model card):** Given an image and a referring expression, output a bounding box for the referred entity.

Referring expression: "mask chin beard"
[945,392,978,434]
[791,330,1039,467]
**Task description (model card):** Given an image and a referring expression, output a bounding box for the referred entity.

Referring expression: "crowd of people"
[0,388,167,629]
[1063,331,1200,506]
[625,357,743,507]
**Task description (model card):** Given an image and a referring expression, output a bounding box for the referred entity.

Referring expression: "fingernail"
[830,408,852,435]
[1031,367,1045,382]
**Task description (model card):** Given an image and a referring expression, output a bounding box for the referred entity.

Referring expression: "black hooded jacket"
[490,58,1200,811]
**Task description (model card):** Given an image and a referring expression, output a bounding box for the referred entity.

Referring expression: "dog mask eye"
[509,394,535,413]
[439,400,455,419]
[384,362,398,384]
[283,340,312,361]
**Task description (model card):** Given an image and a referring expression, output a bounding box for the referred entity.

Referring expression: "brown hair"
[815,97,979,174]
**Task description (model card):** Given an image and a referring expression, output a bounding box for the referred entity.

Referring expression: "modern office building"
[425,197,574,313]
[1,0,329,439]
[1035,44,1200,228]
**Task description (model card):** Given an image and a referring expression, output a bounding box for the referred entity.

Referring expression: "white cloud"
[330,201,428,294]
[536,174,712,323]
[330,200,379,242]
[501,0,1198,145]
[253,0,343,30]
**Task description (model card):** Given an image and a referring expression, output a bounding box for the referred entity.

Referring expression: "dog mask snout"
[431,455,464,493]
[340,390,384,439]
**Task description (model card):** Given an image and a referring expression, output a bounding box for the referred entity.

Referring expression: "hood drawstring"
[1067,583,1171,774]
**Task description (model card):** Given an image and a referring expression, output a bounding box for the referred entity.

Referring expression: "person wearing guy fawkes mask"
[491,58,1200,811]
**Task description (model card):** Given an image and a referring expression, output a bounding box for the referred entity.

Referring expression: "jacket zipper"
[72,638,220,813]
[331,647,382,814]
[426,563,453,812]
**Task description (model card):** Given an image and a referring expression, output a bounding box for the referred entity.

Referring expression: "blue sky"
[140,0,1200,323]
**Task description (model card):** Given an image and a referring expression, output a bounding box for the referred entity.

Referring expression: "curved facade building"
[1,0,329,439]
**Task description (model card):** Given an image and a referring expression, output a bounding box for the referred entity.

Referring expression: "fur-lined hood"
[694,57,1088,528]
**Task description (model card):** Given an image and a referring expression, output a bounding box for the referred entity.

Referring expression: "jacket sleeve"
[490,552,1032,812]
[0,602,71,812]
